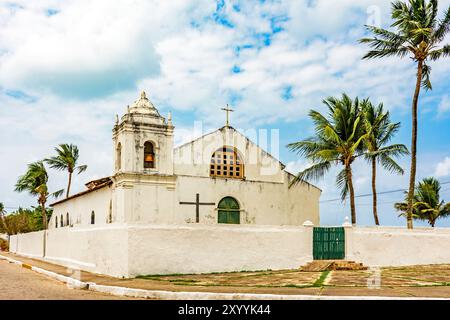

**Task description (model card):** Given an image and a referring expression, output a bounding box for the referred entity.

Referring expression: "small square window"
[217,171,221,175]
[210,170,214,175]
[217,165,221,170]
[217,160,221,164]
[223,160,227,164]
[236,167,240,171]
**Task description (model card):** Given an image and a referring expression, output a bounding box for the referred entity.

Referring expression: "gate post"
[342,217,354,261]
[302,220,314,262]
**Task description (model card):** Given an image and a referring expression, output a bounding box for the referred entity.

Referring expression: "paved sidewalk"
[3,252,450,299]
[0,258,135,300]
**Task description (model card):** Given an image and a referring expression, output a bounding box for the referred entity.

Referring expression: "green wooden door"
[313,227,345,260]
[218,197,240,224]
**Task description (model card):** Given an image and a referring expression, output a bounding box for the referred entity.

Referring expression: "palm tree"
[395,177,450,227]
[287,94,368,225]
[0,202,7,234]
[45,144,87,198]
[362,101,409,225]
[360,0,450,229]
[14,161,63,229]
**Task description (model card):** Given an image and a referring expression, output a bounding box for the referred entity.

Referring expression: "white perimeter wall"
[9,230,45,258]
[10,226,129,277]
[346,226,450,266]
[10,224,450,278]
[127,224,314,276]
[9,224,314,277]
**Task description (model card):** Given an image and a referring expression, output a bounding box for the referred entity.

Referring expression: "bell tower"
[112,91,174,176]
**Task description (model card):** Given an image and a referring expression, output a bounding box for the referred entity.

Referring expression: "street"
[0,259,131,300]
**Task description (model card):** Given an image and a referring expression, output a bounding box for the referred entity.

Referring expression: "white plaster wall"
[9,230,44,258]
[9,234,18,253]
[113,176,176,224]
[348,226,450,266]
[127,224,314,276]
[45,226,129,277]
[49,186,112,229]
[174,127,284,183]
[175,174,320,226]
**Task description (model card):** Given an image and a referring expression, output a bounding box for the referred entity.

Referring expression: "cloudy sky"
[1,0,449,227]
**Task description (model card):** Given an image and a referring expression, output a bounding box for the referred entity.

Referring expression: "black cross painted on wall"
[179,193,215,223]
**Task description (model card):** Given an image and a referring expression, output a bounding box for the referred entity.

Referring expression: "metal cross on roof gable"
[221,104,234,127]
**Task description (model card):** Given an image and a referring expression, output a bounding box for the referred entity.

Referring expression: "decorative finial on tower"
[221,104,234,127]
[141,90,147,99]
[168,111,172,125]
[127,105,130,114]
[115,114,119,125]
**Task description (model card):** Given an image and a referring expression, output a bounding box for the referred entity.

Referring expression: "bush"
[0,239,9,252]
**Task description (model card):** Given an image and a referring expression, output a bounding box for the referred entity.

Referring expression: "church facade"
[49,91,321,230]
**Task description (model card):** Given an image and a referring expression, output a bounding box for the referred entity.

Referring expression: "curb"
[1,253,449,300]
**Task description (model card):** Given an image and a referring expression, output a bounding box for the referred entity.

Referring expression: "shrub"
[0,238,9,252]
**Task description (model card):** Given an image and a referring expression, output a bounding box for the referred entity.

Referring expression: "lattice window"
[210,147,243,179]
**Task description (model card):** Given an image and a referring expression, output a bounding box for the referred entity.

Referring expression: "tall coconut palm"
[360,0,450,229]
[14,161,63,229]
[395,177,450,227]
[362,101,409,225]
[287,94,368,225]
[45,144,87,198]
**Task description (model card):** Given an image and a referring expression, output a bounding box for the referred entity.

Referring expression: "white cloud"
[1,0,449,227]
[438,95,450,117]
[435,157,450,178]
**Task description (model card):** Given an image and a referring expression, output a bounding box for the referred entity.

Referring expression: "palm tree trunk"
[66,171,72,198]
[40,197,47,230]
[406,60,423,230]
[346,164,357,225]
[371,158,380,225]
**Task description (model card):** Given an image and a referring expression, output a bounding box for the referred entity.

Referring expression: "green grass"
[312,271,330,287]
[136,269,274,279]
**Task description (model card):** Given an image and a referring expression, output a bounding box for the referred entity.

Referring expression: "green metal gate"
[313,227,345,260]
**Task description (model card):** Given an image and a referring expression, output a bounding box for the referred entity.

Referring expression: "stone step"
[300,260,368,272]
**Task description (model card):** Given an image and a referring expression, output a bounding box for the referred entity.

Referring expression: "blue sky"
[0,0,449,227]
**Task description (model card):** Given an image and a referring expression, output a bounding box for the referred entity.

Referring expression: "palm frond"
[50,189,65,199]
[379,154,405,175]
[336,168,349,201]
[289,162,331,187]
[77,165,88,174]
[434,5,450,41]
[421,63,432,90]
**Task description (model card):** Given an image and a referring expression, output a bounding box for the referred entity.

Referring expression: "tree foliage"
[395,177,450,227]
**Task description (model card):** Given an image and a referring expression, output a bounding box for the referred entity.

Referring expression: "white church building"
[49,91,321,230]
[11,92,322,278]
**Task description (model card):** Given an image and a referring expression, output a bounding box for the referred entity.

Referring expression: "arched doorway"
[218,197,240,224]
